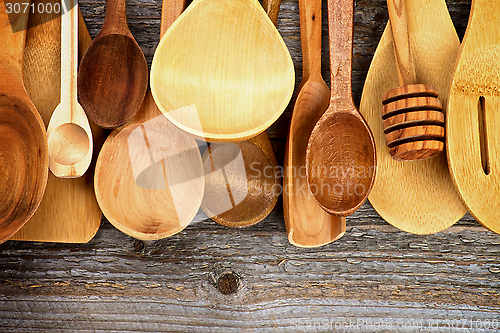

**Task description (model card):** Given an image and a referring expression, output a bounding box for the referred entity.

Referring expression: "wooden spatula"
[358,0,466,234]
[447,0,500,234]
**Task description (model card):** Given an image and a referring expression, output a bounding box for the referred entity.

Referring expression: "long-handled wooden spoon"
[94,0,204,240]
[0,1,48,243]
[359,0,466,234]
[447,0,500,234]
[199,0,282,228]
[305,0,376,217]
[46,0,92,178]
[284,0,345,247]
[150,0,295,142]
[78,0,148,128]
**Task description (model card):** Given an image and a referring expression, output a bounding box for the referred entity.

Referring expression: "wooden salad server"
[199,0,282,228]
[447,0,500,234]
[382,0,445,161]
[94,0,205,240]
[150,0,295,142]
[0,0,48,243]
[359,0,466,234]
[13,1,105,243]
[283,0,345,247]
[305,0,376,217]
[46,0,93,178]
[78,0,148,128]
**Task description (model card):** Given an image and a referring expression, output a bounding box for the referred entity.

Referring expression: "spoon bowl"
[47,122,90,165]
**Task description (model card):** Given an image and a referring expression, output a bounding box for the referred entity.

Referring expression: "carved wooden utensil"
[447,0,500,234]
[283,0,345,247]
[94,0,205,240]
[13,1,105,243]
[305,0,376,217]
[359,0,466,234]
[78,0,148,128]
[381,0,445,161]
[200,0,281,228]
[0,1,48,243]
[47,0,93,178]
[150,0,295,142]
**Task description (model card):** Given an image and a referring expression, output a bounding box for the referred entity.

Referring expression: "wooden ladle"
[0,3,48,242]
[381,0,445,161]
[78,0,148,128]
[305,0,376,217]
[47,0,93,178]
[150,0,295,142]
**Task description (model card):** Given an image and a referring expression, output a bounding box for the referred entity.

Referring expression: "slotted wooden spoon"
[359,0,466,234]
[150,0,295,142]
[284,0,345,247]
[0,1,48,243]
[447,0,500,234]
[94,0,204,240]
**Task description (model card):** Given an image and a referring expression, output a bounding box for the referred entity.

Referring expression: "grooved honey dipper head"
[382,84,445,161]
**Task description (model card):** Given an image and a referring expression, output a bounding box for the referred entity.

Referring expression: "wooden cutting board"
[12,4,105,243]
[358,0,466,234]
[447,0,500,234]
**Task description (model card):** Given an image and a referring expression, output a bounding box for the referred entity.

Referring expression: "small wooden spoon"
[94,0,204,240]
[78,0,148,128]
[47,0,92,178]
[284,0,345,247]
[305,0,376,217]
[0,3,48,243]
[150,0,295,142]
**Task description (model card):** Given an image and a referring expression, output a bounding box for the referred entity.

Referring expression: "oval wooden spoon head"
[150,0,295,142]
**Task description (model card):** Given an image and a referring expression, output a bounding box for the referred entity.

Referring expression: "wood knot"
[133,240,145,252]
[208,264,240,295]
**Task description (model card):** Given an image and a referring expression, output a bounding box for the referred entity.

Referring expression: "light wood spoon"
[359,0,466,234]
[0,1,48,243]
[94,0,204,240]
[46,0,92,178]
[305,0,376,217]
[284,0,345,247]
[150,0,295,142]
[447,0,500,234]
[78,0,148,128]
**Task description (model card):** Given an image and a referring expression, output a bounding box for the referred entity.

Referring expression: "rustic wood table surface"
[2,0,500,332]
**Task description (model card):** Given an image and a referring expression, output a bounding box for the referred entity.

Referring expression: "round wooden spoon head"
[150,0,295,142]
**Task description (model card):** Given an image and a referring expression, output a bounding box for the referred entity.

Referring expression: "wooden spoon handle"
[262,0,281,25]
[60,0,78,105]
[299,0,322,81]
[387,0,416,85]
[161,0,188,36]
[101,0,129,34]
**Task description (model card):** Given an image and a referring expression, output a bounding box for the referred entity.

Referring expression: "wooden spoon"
[0,1,48,243]
[283,0,345,247]
[359,0,466,234]
[150,0,295,142]
[77,0,148,128]
[447,0,500,234]
[94,0,204,240]
[305,0,376,217]
[46,0,92,178]
[199,0,281,228]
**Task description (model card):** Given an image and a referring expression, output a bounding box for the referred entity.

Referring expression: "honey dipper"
[382,0,445,161]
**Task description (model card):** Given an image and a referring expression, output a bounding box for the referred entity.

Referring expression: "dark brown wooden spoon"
[305,0,376,216]
[78,0,148,128]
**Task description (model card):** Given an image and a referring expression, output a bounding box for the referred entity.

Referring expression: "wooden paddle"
[12,2,105,243]
[359,0,466,234]
[447,0,500,234]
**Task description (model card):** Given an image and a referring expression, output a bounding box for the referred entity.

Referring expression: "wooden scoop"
[447,0,500,234]
[305,0,376,217]
[78,0,148,128]
[381,0,445,161]
[359,0,466,234]
[284,0,345,247]
[0,1,48,243]
[46,0,92,178]
[94,0,204,240]
[150,0,295,142]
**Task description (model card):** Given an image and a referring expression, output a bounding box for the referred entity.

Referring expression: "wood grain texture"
[447,0,500,234]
